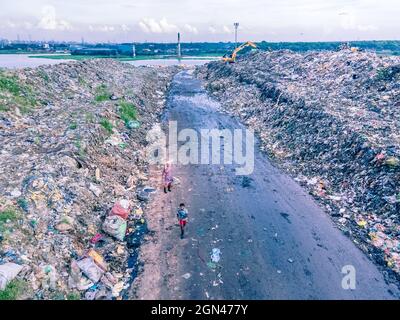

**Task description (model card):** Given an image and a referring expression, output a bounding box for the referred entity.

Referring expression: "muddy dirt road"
[131,70,400,300]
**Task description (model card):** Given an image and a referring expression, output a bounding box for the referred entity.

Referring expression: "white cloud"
[120,24,130,32]
[0,0,396,41]
[89,25,116,32]
[183,24,198,34]
[139,17,178,33]
[357,24,378,32]
[208,26,217,34]
[159,18,178,33]
[207,25,233,34]
[23,22,33,29]
[37,5,72,31]
[339,7,378,33]
[222,25,231,33]
[0,20,33,30]
[5,21,17,28]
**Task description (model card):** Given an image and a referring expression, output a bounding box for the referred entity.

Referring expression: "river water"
[0,54,212,69]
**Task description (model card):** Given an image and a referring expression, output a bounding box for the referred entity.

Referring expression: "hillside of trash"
[0,60,178,299]
[197,49,400,281]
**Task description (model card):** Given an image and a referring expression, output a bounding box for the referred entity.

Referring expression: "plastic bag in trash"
[87,249,108,271]
[76,257,104,283]
[0,262,24,290]
[102,215,127,241]
[110,202,130,220]
[211,248,221,263]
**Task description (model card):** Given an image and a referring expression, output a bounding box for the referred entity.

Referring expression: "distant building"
[70,46,118,56]
[116,43,135,56]
[70,43,135,56]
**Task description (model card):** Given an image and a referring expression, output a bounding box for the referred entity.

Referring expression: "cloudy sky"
[0,0,399,42]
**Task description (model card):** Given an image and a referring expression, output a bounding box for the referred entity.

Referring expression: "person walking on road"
[162,162,173,193]
[177,203,188,239]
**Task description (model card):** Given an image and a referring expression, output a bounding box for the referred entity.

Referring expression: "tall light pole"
[234,22,239,48]
[177,32,181,58]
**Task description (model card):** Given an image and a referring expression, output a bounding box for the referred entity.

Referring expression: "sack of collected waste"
[0,262,24,290]
[76,257,104,283]
[109,200,130,220]
[102,215,127,241]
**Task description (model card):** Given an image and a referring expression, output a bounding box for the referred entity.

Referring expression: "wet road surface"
[133,70,400,300]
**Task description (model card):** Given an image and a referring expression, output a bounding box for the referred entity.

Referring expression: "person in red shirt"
[177,203,188,239]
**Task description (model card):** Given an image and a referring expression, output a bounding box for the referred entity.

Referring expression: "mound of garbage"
[0,59,178,299]
[197,49,400,279]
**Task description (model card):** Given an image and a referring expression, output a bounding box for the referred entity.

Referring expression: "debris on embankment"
[0,59,178,299]
[196,49,400,279]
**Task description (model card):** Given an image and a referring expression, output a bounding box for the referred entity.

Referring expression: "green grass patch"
[85,112,95,123]
[0,206,21,233]
[78,77,87,86]
[0,71,37,114]
[0,207,20,224]
[0,73,22,95]
[33,136,41,145]
[94,84,110,103]
[66,291,81,300]
[99,118,113,135]
[0,279,27,300]
[37,70,50,82]
[17,198,29,212]
[118,101,137,126]
[377,66,400,81]
[0,104,9,112]
[69,122,77,130]
[74,139,86,157]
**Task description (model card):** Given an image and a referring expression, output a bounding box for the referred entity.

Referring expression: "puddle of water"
[172,93,220,111]
[122,220,149,299]
[0,54,212,69]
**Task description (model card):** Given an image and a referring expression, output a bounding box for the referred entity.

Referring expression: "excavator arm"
[222,41,257,63]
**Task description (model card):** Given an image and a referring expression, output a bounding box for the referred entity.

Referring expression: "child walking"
[162,162,173,193]
[177,203,188,239]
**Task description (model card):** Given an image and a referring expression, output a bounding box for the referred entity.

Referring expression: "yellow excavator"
[222,41,257,63]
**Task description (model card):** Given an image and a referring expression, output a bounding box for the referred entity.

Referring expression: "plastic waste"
[110,201,130,220]
[87,249,108,271]
[211,248,221,263]
[102,215,127,241]
[0,263,24,290]
[76,257,104,283]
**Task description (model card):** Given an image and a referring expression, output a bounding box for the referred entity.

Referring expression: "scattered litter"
[0,60,178,299]
[198,49,400,276]
[211,248,221,263]
[182,273,191,279]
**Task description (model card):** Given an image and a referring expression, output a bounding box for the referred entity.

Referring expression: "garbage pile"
[197,49,400,278]
[0,59,178,299]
